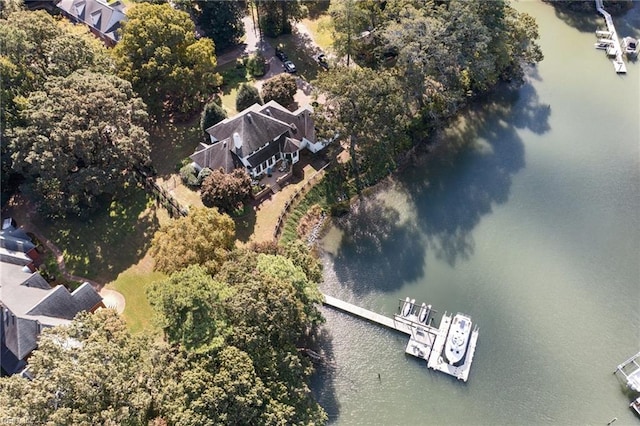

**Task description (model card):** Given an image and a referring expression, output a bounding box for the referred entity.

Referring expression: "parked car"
[283,60,297,73]
[275,47,287,62]
[314,53,329,70]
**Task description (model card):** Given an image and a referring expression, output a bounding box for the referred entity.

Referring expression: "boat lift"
[614,351,640,392]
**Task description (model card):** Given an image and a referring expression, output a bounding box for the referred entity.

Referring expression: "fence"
[136,172,188,218]
[273,162,330,240]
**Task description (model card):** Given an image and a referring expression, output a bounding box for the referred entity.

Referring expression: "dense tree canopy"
[189,1,246,52]
[0,8,112,202]
[149,207,235,275]
[9,70,151,216]
[256,0,304,37]
[0,311,172,424]
[113,2,222,118]
[314,68,410,188]
[148,244,326,425]
[200,168,252,213]
[261,73,298,107]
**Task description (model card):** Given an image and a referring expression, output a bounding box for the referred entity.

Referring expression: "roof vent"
[290,123,298,134]
[246,113,253,124]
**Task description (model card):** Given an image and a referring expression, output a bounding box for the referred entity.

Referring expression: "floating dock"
[595,0,627,73]
[322,294,479,382]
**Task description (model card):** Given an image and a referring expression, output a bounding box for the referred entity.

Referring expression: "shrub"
[246,53,266,77]
[236,83,262,112]
[180,163,200,187]
[197,167,212,184]
[261,73,298,107]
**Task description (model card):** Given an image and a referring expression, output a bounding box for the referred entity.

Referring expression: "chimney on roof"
[233,132,243,150]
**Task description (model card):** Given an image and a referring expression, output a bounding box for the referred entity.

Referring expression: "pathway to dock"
[595,0,627,73]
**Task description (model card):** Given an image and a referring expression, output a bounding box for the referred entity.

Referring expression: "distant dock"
[595,0,627,73]
[322,294,479,382]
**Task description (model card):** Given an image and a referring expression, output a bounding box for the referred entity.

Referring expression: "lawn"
[107,253,165,335]
[148,118,203,178]
[218,60,252,116]
[301,15,334,52]
[28,185,160,284]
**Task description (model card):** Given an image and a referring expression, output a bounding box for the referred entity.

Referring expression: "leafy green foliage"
[200,168,252,213]
[149,207,235,275]
[0,311,173,424]
[186,1,246,52]
[180,162,200,187]
[113,3,222,118]
[147,265,229,353]
[256,0,304,37]
[246,52,267,77]
[261,73,298,107]
[201,99,227,132]
[9,70,151,216]
[236,83,263,111]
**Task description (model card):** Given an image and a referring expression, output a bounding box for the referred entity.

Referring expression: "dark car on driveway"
[314,53,329,70]
[275,47,287,62]
[283,60,297,73]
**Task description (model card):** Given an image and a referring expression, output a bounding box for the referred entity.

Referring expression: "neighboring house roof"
[56,0,126,44]
[1,259,103,374]
[194,101,317,173]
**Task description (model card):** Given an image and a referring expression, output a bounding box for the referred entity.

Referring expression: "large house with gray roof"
[0,223,103,375]
[190,100,328,178]
[56,0,126,47]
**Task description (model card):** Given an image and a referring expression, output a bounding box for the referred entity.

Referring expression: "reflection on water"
[314,2,640,425]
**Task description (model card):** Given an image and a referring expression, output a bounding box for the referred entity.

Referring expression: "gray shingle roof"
[190,140,241,174]
[56,0,126,43]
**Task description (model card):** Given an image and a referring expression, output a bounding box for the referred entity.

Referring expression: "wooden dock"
[322,294,479,382]
[595,0,627,73]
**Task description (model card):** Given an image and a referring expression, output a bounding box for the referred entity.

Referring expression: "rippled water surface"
[313,2,640,424]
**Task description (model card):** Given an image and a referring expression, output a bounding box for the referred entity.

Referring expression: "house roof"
[0,261,102,372]
[194,101,317,173]
[56,0,126,43]
[190,140,242,174]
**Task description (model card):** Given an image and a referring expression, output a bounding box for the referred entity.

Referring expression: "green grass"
[301,16,334,52]
[109,268,165,335]
[218,60,252,116]
[32,185,160,284]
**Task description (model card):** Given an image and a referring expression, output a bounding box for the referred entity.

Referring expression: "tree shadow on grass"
[148,118,203,178]
[234,207,257,243]
[34,185,160,284]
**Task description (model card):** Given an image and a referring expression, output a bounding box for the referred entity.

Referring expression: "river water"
[313,1,640,424]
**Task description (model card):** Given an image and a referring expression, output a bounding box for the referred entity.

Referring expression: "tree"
[149,207,235,275]
[314,68,409,188]
[201,99,227,133]
[236,83,263,111]
[112,3,222,118]
[200,168,252,213]
[255,0,304,37]
[192,1,246,52]
[327,0,370,66]
[0,310,173,424]
[246,52,267,77]
[147,265,230,353]
[261,73,298,107]
[8,70,151,216]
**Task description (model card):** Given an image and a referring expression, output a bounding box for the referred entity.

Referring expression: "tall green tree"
[261,73,298,107]
[255,0,304,36]
[193,1,246,52]
[113,2,222,118]
[200,168,252,214]
[9,70,151,216]
[0,310,173,424]
[326,0,370,66]
[149,207,235,275]
[236,83,263,111]
[201,98,227,132]
[314,68,409,188]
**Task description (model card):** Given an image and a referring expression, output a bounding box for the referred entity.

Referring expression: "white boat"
[417,303,428,323]
[596,30,612,38]
[622,37,639,58]
[444,313,472,366]
[631,396,640,417]
[402,297,412,317]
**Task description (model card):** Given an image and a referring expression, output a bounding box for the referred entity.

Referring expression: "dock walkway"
[322,294,414,334]
[595,0,627,73]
